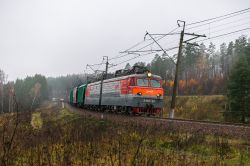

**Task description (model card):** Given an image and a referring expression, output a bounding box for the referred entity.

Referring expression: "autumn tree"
[14,74,48,111]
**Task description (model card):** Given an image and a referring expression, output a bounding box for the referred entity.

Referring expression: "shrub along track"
[65,103,250,139]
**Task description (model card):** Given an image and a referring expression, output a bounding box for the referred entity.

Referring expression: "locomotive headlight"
[147,72,152,77]
[157,93,161,97]
[137,92,142,96]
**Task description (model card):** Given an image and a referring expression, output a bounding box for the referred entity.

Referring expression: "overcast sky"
[0,0,250,81]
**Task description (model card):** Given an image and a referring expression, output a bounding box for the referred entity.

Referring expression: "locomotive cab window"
[136,78,149,87]
[150,79,161,88]
[129,77,135,86]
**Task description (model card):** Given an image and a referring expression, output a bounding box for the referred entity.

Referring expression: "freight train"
[69,66,164,115]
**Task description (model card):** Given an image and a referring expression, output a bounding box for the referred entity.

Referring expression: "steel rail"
[65,102,250,128]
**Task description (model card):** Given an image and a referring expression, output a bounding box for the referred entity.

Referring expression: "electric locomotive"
[70,66,164,115]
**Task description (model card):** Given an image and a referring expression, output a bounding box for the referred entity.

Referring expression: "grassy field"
[163,95,226,121]
[0,103,250,165]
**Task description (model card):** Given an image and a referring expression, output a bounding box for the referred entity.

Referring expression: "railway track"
[65,103,250,139]
[148,116,250,128]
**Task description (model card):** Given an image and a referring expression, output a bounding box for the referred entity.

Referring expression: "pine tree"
[227,49,250,123]
[226,41,234,79]
[124,63,131,70]
[220,43,227,77]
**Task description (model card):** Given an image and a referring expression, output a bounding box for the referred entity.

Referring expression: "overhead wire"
[85,59,105,74]
[186,8,250,26]
[195,27,250,43]
[109,27,180,62]
[206,22,250,35]
[185,10,250,31]
[109,46,179,70]
[109,52,158,70]
[163,13,250,46]
[188,16,250,34]
[109,35,164,61]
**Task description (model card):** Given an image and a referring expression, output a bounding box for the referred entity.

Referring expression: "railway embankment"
[65,103,250,139]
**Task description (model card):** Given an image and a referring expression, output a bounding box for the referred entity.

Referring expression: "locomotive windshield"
[135,78,161,87]
[137,79,149,86]
[151,79,161,88]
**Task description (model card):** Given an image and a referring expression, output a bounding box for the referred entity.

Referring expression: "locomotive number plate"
[143,99,155,103]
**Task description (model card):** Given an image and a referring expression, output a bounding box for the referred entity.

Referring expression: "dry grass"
[1,103,250,165]
[31,112,43,129]
[163,95,226,121]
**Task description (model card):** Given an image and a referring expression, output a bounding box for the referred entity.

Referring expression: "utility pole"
[169,20,206,118]
[99,56,109,107]
[104,56,109,79]
[169,20,185,118]
[99,71,104,107]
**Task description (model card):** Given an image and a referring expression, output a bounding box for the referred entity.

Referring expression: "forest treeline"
[131,35,249,96]
[0,74,48,113]
[0,35,249,121]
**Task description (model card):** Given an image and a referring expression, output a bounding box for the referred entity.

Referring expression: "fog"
[0,0,249,81]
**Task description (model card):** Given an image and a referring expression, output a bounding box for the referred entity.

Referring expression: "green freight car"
[70,89,74,105]
[69,87,78,106]
[77,84,87,107]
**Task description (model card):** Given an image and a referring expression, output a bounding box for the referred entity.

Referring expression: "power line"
[145,31,177,64]
[207,21,250,35]
[86,60,105,74]
[109,46,179,70]
[109,52,156,69]
[109,27,180,62]
[109,36,164,61]
[87,62,105,67]
[164,16,250,46]
[186,10,250,31]
[123,47,179,53]
[188,21,250,39]
[109,52,157,70]
[189,16,250,34]
[123,36,163,52]
[186,8,250,26]
[86,64,96,73]
[196,27,250,43]
[109,41,145,61]
[134,27,179,52]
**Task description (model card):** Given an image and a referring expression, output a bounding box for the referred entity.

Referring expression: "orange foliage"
[167,80,174,87]
[164,76,225,95]
[178,80,186,89]
[189,79,199,87]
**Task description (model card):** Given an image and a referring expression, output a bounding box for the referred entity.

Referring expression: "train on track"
[69,66,164,115]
